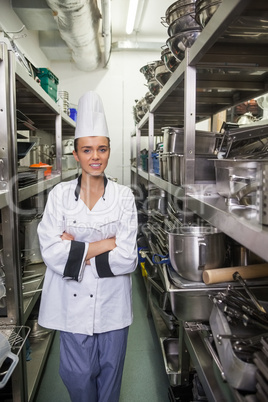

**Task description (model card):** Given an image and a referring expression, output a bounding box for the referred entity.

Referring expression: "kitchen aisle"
[33,267,170,402]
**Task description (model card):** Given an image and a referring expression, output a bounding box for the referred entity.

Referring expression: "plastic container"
[69,108,77,122]
[152,152,160,175]
[36,68,59,102]
[140,153,148,171]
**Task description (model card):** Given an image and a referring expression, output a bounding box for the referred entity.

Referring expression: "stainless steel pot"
[168,153,215,186]
[159,153,171,181]
[20,215,43,265]
[162,127,218,154]
[168,226,226,281]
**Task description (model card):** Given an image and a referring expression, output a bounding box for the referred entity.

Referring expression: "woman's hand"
[61,231,74,241]
[85,237,116,265]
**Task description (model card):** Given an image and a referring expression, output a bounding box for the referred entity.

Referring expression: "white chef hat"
[75,91,109,138]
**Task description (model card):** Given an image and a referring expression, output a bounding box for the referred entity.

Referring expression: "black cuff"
[95,251,114,277]
[63,240,85,281]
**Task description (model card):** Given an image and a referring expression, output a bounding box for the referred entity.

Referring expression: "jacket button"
[90,294,93,298]
[74,294,77,297]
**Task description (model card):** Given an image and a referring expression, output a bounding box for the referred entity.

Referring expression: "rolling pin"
[203,263,268,285]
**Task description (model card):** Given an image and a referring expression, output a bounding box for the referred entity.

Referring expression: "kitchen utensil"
[147,78,162,96]
[168,226,225,281]
[0,333,19,389]
[161,47,180,73]
[209,302,258,391]
[203,263,268,285]
[168,12,200,36]
[233,271,267,313]
[154,64,171,87]
[140,61,163,82]
[165,0,196,26]
[161,127,218,154]
[169,154,216,185]
[196,0,222,28]
[167,29,201,62]
[20,215,43,265]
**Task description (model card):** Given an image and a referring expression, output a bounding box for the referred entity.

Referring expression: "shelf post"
[183,49,196,186]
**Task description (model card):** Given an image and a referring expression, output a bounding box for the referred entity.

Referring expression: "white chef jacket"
[37,176,138,335]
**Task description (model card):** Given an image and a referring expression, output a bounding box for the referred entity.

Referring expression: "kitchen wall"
[50,50,160,186]
[0,0,160,186]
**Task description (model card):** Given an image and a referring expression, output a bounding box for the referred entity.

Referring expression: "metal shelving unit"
[131,0,268,399]
[0,35,76,401]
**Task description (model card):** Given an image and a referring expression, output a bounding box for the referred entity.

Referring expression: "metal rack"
[0,36,76,401]
[132,0,268,400]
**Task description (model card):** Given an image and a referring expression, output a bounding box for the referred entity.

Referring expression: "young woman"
[37,91,138,402]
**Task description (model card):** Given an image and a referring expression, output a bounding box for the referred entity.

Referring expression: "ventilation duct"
[46,0,102,71]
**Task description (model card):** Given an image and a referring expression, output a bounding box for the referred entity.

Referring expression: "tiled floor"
[33,268,170,402]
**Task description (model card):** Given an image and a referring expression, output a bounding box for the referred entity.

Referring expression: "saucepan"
[167,226,226,281]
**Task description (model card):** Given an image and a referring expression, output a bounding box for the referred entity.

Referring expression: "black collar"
[74,174,108,201]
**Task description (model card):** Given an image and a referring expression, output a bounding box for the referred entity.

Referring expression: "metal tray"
[209,303,267,391]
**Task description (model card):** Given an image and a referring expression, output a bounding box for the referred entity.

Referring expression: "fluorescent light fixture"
[126,0,139,35]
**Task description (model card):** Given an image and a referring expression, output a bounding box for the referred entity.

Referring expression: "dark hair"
[74,137,110,152]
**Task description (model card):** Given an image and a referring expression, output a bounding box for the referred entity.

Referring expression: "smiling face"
[73,136,110,177]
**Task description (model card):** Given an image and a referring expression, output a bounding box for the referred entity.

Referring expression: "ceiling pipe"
[46,0,102,71]
[101,0,112,68]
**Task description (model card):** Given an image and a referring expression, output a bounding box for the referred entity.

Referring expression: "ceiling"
[11,0,173,64]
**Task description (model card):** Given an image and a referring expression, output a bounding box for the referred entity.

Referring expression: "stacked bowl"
[165,0,201,62]
[140,60,171,96]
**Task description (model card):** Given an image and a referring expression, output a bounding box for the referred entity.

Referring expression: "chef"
[37,91,138,402]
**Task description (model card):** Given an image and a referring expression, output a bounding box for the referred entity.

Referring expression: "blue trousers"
[59,327,129,402]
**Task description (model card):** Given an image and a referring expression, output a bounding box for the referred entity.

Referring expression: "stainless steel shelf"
[184,325,237,402]
[23,263,46,324]
[187,192,268,261]
[62,168,79,181]
[136,0,268,133]
[18,174,61,202]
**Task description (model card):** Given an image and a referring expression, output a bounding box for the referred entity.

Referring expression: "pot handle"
[152,254,170,265]
[198,237,206,270]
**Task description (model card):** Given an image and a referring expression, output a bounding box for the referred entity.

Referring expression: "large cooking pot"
[168,226,226,281]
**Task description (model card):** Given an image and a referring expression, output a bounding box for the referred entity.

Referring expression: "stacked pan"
[195,0,222,28]
[139,60,171,96]
[165,0,202,63]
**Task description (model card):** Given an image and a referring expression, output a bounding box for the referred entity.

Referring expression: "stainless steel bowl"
[161,47,180,73]
[167,29,201,61]
[196,0,222,28]
[155,64,171,87]
[165,0,196,25]
[144,91,155,105]
[168,13,200,36]
[140,60,163,82]
[147,78,162,96]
